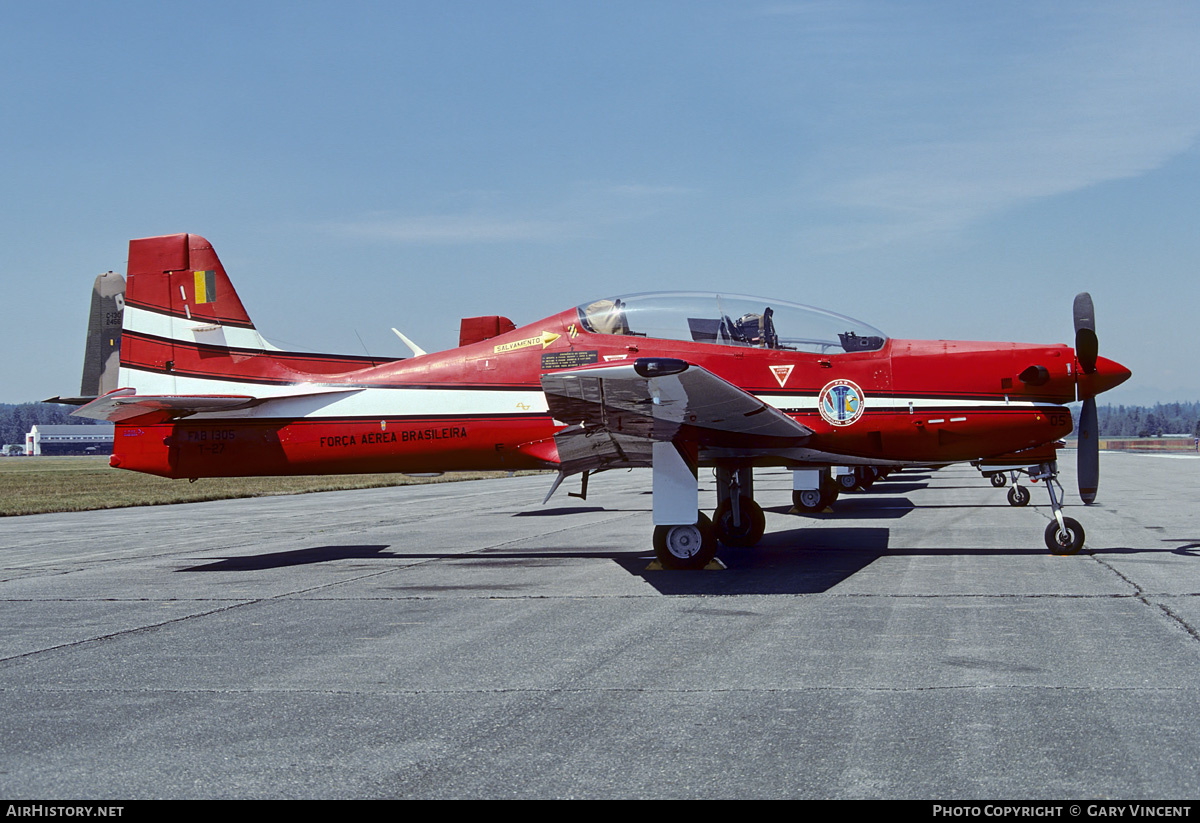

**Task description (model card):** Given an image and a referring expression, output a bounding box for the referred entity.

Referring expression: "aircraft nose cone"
[1078,355,1131,399]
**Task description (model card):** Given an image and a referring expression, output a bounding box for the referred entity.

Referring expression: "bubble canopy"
[575,292,887,354]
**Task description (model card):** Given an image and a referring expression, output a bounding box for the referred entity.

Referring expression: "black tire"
[1007,485,1030,507]
[714,497,766,547]
[990,473,1007,488]
[1045,517,1085,555]
[653,512,718,569]
[837,472,859,492]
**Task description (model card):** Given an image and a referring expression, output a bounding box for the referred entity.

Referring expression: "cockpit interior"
[576,292,887,354]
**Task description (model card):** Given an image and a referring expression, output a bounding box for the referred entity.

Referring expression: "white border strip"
[117,366,549,419]
[124,305,280,352]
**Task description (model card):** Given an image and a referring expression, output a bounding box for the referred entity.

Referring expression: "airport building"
[25,424,114,456]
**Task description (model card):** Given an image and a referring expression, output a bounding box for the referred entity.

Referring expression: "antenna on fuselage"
[391,328,427,358]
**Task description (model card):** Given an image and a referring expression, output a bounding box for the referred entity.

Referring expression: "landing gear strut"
[1032,461,1085,555]
[713,467,765,547]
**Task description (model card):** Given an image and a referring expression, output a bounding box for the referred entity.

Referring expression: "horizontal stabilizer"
[72,385,362,422]
[71,389,257,422]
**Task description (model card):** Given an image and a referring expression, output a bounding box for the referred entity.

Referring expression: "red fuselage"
[108,305,1128,479]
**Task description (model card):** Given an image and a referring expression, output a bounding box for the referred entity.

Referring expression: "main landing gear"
[653,512,718,570]
[791,467,840,512]
[649,442,724,570]
[834,465,881,492]
[647,447,768,569]
[713,467,765,548]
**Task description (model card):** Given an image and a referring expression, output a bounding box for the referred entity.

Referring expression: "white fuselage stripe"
[124,305,281,352]
[116,366,549,419]
[754,394,1062,412]
[117,364,1060,424]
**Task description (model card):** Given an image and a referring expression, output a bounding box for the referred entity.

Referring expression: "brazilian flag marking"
[194,270,217,304]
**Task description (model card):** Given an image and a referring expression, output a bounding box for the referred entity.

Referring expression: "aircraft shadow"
[174,535,892,595]
[851,482,929,494]
[767,498,916,519]
[635,526,891,595]
[179,545,393,571]
[168,535,1196,597]
[1085,539,1200,557]
[513,506,609,516]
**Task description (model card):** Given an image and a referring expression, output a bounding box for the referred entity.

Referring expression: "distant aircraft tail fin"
[46,271,126,406]
[80,271,126,398]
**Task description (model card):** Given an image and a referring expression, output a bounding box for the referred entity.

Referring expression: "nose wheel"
[1031,462,1086,555]
[1045,516,1085,555]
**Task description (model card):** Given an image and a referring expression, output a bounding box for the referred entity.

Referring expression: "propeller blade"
[1078,397,1099,504]
[1073,292,1098,374]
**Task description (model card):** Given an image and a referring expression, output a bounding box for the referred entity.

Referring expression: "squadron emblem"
[818,379,866,426]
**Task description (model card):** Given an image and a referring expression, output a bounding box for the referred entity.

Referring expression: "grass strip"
[0,457,538,516]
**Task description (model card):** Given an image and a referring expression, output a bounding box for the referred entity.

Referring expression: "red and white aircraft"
[63,233,1131,568]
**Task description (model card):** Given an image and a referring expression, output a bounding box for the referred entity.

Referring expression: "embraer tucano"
[59,233,1130,568]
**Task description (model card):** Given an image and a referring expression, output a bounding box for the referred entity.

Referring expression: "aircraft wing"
[72,386,360,423]
[541,358,812,475]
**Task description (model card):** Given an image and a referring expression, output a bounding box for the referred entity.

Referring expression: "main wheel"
[792,487,825,512]
[837,472,859,492]
[1045,517,1085,555]
[653,512,718,569]
[990,473,1007,488]
[714,497,766,547]
[1007,485,1030,507]
[793,483,837,512]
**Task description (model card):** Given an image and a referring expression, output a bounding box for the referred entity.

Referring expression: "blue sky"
[3,0,1197,404]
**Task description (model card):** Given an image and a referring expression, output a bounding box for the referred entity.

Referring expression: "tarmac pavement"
[1,452,1198,798]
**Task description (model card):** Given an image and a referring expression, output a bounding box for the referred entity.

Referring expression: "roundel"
[818,379,866,426]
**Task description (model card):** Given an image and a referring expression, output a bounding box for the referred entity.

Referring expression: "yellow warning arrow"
[494,331,562,354]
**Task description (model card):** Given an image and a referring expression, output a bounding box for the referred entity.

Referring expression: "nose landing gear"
[1031,462,1085,555]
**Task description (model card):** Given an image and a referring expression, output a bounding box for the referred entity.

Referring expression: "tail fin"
[45,271,126,406]
[80,271,126,397]
[124,233,263,332]
[119,233,388,396]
